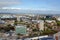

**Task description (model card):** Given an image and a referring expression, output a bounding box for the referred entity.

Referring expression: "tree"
[14,20,17,25]
[42,29,57,35]
[17,33,21,39]
[26,24,30,28]
[56,21,60,26]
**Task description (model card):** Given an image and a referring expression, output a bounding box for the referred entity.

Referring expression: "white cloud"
[0,7,60,14]
[0,0,20,7]
[0,7,60,12]
[1,7,21,10]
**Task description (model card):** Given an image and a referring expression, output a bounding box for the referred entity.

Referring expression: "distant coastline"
[0,13,60,16]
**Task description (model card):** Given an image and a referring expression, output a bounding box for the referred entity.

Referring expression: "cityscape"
[0,13,60,40]
[0,0,60,40]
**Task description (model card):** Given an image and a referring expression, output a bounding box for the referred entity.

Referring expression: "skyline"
[0,0,60,14]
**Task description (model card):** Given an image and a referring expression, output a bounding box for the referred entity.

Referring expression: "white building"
[54,32,60,40]
[0,20,5,24]
[32,20,44,30]
[30,35,48,40]
[1,15,14,18]
[57,17,60,21]
[37,20,44,30]
[45,20,56,23]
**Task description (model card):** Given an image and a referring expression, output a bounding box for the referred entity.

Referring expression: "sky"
[0,0,60,14]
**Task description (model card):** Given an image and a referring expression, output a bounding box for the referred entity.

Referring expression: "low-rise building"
[0,20,6,27]
[54,32,60,40]
[45,20,57,27]
[32,20,44,30]
[45,20,56,23]
[56,17,60,21]
[1,15,17,20]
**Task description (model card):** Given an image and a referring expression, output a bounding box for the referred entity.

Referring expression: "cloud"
[0,7,60,11]
[1,7,21,10]
[0,0,20,7]
[0,7,60,14]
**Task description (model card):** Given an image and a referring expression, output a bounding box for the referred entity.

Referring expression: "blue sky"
[10,0,60,11]
[0,0,60,14]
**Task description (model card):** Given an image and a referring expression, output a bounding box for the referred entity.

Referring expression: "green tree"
[56,21,60,26]
[14,20,17,25]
